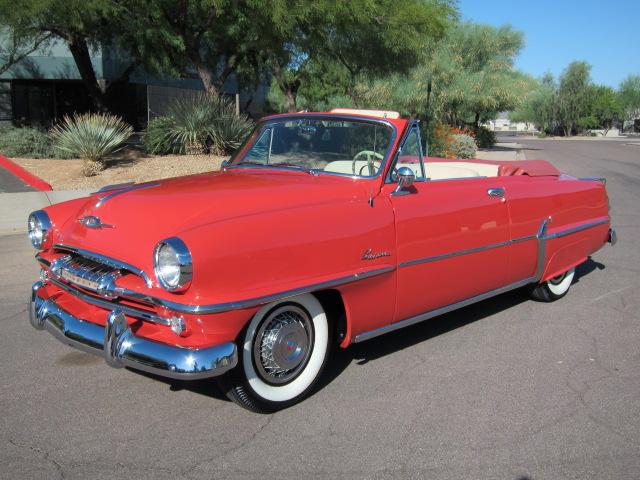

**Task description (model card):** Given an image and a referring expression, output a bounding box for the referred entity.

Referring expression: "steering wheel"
[352,150,384,176]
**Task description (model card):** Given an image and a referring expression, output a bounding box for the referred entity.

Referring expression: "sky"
[457,0,639,88]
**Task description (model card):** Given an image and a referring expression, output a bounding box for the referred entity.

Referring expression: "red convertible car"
[28,109,616,412]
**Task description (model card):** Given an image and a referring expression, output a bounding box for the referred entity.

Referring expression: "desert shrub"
[450,133,477,159]
[0,125,57,158]
[474,126,496,148]
[50,113,133,176]
[142,117,179,155]
[211,111,255,154]
[142,94,254,155]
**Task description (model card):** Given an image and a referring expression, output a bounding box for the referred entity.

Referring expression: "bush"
[0,125,57,158]
[50,113,133,176]
[142,94,254,156]
[450,134,477,159]
[142,117,179,155]
[474,126,496,148]
[429,124,477,158]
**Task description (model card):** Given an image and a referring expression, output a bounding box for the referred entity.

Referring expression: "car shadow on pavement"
[127,258,606,404]
[316,258,605,392]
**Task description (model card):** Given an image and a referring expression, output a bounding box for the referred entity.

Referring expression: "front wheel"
[529,268,575,302]
[219,294,330,412]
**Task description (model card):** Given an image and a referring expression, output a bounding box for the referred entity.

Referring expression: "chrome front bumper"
[29,282,238,380]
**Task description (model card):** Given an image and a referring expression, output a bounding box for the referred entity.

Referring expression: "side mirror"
[393,166,415,196]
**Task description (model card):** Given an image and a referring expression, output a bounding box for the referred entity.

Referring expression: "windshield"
[232,118,394,177]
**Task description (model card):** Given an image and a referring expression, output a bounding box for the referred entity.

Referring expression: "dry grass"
[12,148,227,190]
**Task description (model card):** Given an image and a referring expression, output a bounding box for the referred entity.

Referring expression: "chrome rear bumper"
[29,282,237,380]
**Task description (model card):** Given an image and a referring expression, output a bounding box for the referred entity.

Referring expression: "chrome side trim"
[128,266,396,315]
[95,183,160,207]
[29,283,237,380]
[54,244,153,288]
[48,277,170,326]
[355,276,537,342]
[534,217,551,280]
[399,234,535,269]
[544,218,609,240]
[398,217,608,271]
[48,264,395,316]
[357,216,609,343]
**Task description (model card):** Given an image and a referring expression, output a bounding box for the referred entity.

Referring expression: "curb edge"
[0,154,53,191]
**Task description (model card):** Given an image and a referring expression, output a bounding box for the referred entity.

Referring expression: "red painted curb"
[0,154,53,191]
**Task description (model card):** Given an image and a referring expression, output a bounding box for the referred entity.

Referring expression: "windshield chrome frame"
[227,114,399,180]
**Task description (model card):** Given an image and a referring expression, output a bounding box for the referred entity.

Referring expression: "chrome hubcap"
[549,272,566,285]
[253,305,314,384]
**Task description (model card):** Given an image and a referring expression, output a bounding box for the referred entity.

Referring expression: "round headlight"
[154,237,193,291]
[27,210,52,250]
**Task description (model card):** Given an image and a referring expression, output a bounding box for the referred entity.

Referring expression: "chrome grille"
[51,254,120,295]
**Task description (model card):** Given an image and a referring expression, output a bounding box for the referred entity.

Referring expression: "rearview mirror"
[393,166,415,196]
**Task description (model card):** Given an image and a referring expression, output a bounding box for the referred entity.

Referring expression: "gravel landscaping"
[11,149,227,190]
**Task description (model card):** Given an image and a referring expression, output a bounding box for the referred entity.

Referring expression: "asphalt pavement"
[1,138,639,479]
[0,164,35,193]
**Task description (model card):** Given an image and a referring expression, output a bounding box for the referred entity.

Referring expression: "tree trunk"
[67,36,106,111]
[193,58,219,97]
[285,85,298,112]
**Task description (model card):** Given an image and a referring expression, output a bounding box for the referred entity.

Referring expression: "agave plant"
[51,113,133,176]
[210,111,255,155]
[142,94,253,156]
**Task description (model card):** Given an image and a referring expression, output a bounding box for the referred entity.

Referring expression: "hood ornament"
[79,216,115,229]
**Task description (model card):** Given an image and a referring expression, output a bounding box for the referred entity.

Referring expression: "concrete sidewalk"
[0,190,92,235]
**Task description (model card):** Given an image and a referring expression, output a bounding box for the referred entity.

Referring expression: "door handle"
[487,187,505,198]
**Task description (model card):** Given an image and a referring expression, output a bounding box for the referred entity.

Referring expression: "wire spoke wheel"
[253,305,314,385]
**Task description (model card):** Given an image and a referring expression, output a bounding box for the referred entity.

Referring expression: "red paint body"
[33,113,612,351]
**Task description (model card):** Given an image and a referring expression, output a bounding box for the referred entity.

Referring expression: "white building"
[484,112,537,132]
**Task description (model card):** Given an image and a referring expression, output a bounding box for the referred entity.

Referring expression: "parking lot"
[1,138,638,479]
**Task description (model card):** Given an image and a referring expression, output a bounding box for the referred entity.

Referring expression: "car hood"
[54,168,373,267]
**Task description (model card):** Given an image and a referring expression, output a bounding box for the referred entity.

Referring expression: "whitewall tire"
[219,293,330,412]
[529,268,575,302]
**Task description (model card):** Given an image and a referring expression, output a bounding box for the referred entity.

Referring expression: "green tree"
[557,61,591,136]
[0,0,129,110]
[264,0,456,112]
[585,85,623,135]
[509,73,557,132]
[619,74,640,126]
[355,22,531,127]
[122,0,305,99]
[0,26,51,75]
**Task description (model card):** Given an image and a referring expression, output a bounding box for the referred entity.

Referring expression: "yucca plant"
[142,94,253,156]
[210,111,255,154]
[51,113,133,176]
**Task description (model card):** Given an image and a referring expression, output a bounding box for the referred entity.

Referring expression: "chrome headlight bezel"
[27,210,52,250]
[153,237,193,292]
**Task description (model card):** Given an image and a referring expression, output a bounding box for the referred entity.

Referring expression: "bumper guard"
[29,282,237,380]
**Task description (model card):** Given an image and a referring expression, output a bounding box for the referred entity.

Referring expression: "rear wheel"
[219,293,330,412]
[529,268,575,302]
